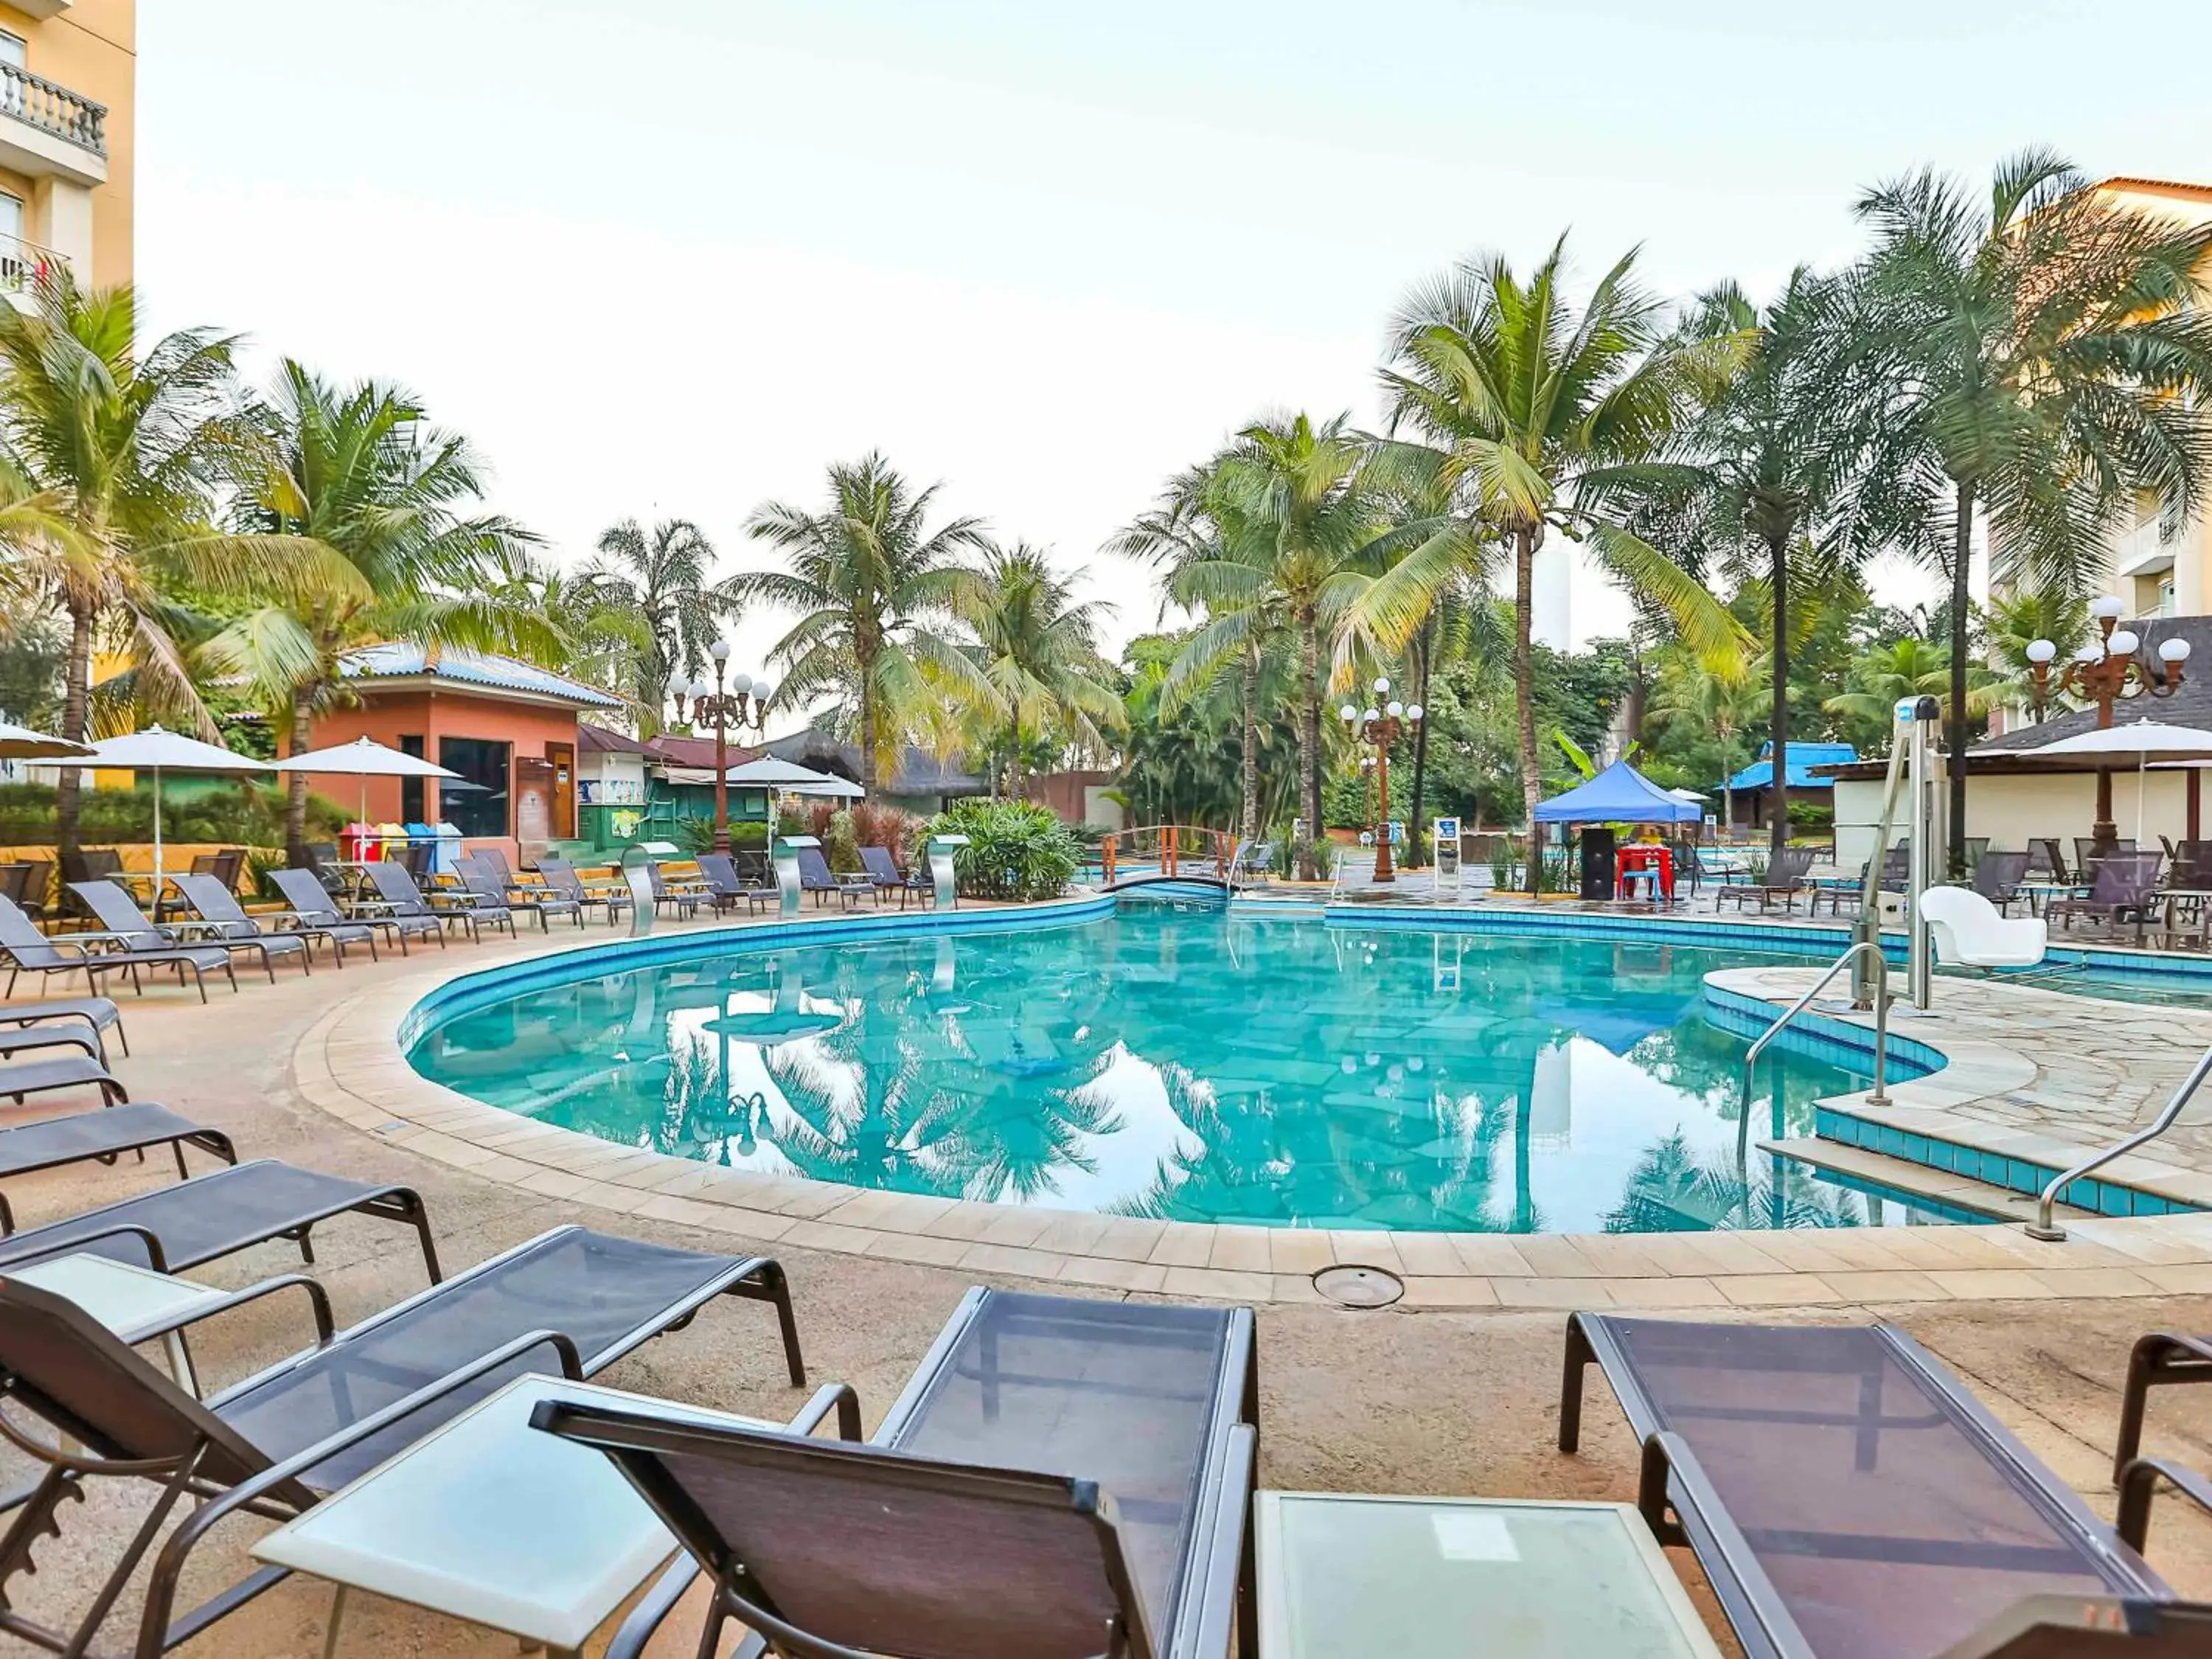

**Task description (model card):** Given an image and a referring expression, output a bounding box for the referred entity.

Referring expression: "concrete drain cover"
[1313,1265,1405,1309]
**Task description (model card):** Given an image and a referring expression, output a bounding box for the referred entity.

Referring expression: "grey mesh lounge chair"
[1714,847,1816,914]
[796,845,873,909]
[0,1102,235,1231]
[1937,1594,2212,1658]
[267,866,417,958]
[363,858,479,942]
[0,1158,440,1282]
[0,1225,810,1659]
[0,1048,125,1108]
[585,1286,1260,1659]
[860,843,930,909]
[538,856,633,928]
[647,858,704,919]
[439,856,521,938]
[0,995,125,1062]
[1558,1315,2200,1659]
[71,879,309,984]
[2114,1332,2212,1530]
[457,852,579,931]
[1970,849,2033,917]
[697,851,772,916]
[0,893,237,1002]
[2047,852,2164,942]
[169,871,361,967]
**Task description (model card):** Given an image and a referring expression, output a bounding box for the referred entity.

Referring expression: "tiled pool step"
[1765,1136,2096,1226]
[1810,1105,2206,1220]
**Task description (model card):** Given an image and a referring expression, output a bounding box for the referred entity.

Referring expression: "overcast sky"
[139,0,2212,683]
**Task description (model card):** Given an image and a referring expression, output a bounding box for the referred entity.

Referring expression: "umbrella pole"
[2193,770,2202,844]
[2139,757,2149,845]
[152,765,163,886]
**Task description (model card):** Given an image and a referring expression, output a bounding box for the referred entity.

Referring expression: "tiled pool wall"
[1809,1107,2201,1220]
[1700,983,1944,1080]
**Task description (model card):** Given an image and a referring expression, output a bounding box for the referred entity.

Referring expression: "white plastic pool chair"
[1917,884,2049,971]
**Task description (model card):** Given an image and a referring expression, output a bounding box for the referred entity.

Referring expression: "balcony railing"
[0,233,67,298]
[0,63,105,157]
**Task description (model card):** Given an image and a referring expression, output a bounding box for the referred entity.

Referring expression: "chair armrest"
[122,1272,336,1349]
[2118,1454,2212,1551]
[0,1222,170,1271]
[1179,1422,1256,1659]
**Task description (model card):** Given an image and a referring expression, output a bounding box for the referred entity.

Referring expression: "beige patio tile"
[1510,1235,1603,1277]
[921,1202,1014,1242]
[861,1232,970,1268]
[515,1168,594,1200]
[959,1243,1071,1281]
[1388,1233,1467,1276]
[973,1208,1059,1248]
[1148,1226,1219,1267]
[1399,1276,1500,1309]
[1056,1256,1170,1293]
[1603,1277,1726,1310]
[1714,1274,1846,1307]
[1159,1267,1273,1301]
[2025,1267,2164,1298]
[1208,1226,1273,1273]
[1924,1270,2060,1300]
[781,1220,887,1256]
[1491,1278,1613,1310]
[1089,1217,1169,1262]
[1448,1236,1536,1276]
[1819,1270,1953,1303]
[1267,1231,1336,1275]
[1329,1232,1405,1276]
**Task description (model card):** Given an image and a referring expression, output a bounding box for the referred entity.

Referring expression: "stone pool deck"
[4,895,2211,1652]
[296,897,2212,1311]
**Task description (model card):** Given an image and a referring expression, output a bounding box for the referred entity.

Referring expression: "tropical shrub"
[824,808,861,873]
[0,782,344,847]
[675,817,768,855]
[924,800,1079,900]
[850,800,922,870]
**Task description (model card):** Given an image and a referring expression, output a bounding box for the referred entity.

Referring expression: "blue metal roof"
[338,644,622,708]
[1534,759,1703,824]
[1722,741,1857,793]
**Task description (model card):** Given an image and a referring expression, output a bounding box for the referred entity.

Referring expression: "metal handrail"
[2028,1043,2212,1241]
[1739,939,1894,1160]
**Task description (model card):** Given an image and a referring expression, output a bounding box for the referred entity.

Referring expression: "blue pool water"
[406,904,1946,1234]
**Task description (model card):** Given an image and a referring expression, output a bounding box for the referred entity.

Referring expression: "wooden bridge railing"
[1099,824,1239,886]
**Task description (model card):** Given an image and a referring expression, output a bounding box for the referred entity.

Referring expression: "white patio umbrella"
[46,726,274,883]
[0,720,94,761]
[271,736,463,827]
[2023,718,2212,841]
[722,756,866,798]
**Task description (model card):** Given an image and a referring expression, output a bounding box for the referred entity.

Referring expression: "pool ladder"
[1738,940,1895,1163]
[2027,1043,2212,1242]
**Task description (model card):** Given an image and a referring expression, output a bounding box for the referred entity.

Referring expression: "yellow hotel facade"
[0,0,128,297]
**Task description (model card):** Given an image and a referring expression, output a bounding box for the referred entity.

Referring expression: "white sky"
[139,0,2209,681]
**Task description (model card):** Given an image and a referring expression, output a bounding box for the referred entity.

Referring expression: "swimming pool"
[406,902,1958,1234]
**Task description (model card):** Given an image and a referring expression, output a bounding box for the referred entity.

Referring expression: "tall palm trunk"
[1767,530,1790,856]
[1296,604,1321,880]
[1947,480,1975,877]
[54,599,93,862]
[1512,526,1541,828]
[1239,650,1259,847]
[286,689,314,866]
[856,643,880,793]
[1408,617,1434,869]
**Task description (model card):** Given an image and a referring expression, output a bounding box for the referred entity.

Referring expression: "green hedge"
[924,801,1079,901]
[0,782,344,847]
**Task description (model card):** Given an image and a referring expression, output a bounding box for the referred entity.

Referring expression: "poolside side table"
[9,1251,229,1394]
[253,1374,776,1659]
[1256,1491,1722,1659]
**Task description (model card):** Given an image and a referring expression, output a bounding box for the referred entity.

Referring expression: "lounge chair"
[0,1049,125,1107]
[169,872,353,968]
[581,1286,1259,1659]
[2115,1331,2212,1508]
[463,852,584,931]
[0,1023,101,1064]
[0,1101,235,1231]
[1969,849,2032,916]
[0,893,237,1003]
[446,855,540,936]
[1714,846,1816,914]
[1559,1314,2199,1659]
[0,995,125,1062]
[860,843,931,909]
[2028,836,2071,884]
[538,857,633,928]
[646,858,704,920]
[362,859,479,942]
[796,845,874,909]
[1919,886,2049,970]
[71,879,310,984]
[266,866,417,958]
[696,851,772,916]
[0,1157,440,1281]
[2047,852,2163,941]
[0,1224,809,1658]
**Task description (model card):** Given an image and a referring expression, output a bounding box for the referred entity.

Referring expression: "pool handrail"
[1738,939,1894,1163]
[2028,1041,2212,1242]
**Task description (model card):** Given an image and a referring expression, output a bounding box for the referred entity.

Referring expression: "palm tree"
[1823,637,1997,728]
[736,454,993,789]
[487,556,655,709]
[1364,237,1747,826]
[1845,150,2212,872]
[583,518,731,730]
[206,362,550,862]
[0,276,356,858]
[1155,414,1374,878]
[1984,587,2091,722]
[948,541,1124,796]
[1616,272,1865,853]
[1646,649,1766,832]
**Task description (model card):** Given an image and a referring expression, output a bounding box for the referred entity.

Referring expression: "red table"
[1615,844,1674,902]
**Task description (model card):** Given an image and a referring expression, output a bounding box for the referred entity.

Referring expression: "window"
[438,737,509,838]
[0,32,24,71]
[398,734,425,822]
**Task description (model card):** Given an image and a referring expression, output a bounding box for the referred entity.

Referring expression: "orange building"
[0,0,133,296]
[296,646,623,864]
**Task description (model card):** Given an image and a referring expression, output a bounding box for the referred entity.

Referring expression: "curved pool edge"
[297,895,2212,1311]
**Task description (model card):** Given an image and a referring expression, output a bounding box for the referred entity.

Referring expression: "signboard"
[1434,816,1461,894]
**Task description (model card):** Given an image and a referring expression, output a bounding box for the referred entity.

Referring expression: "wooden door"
[546,741,577,838]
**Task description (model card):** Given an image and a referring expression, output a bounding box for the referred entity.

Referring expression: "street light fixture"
[2027,599,2191,849]
[669,647,775,855]
[1343,675,1422,883]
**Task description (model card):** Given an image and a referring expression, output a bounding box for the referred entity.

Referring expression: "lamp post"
[669,642,775,855]
[1340,676,1424,883]
[2028,596,2190,851]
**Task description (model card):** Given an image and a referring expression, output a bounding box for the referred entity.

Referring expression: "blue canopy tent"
[1534,759,1703,824]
